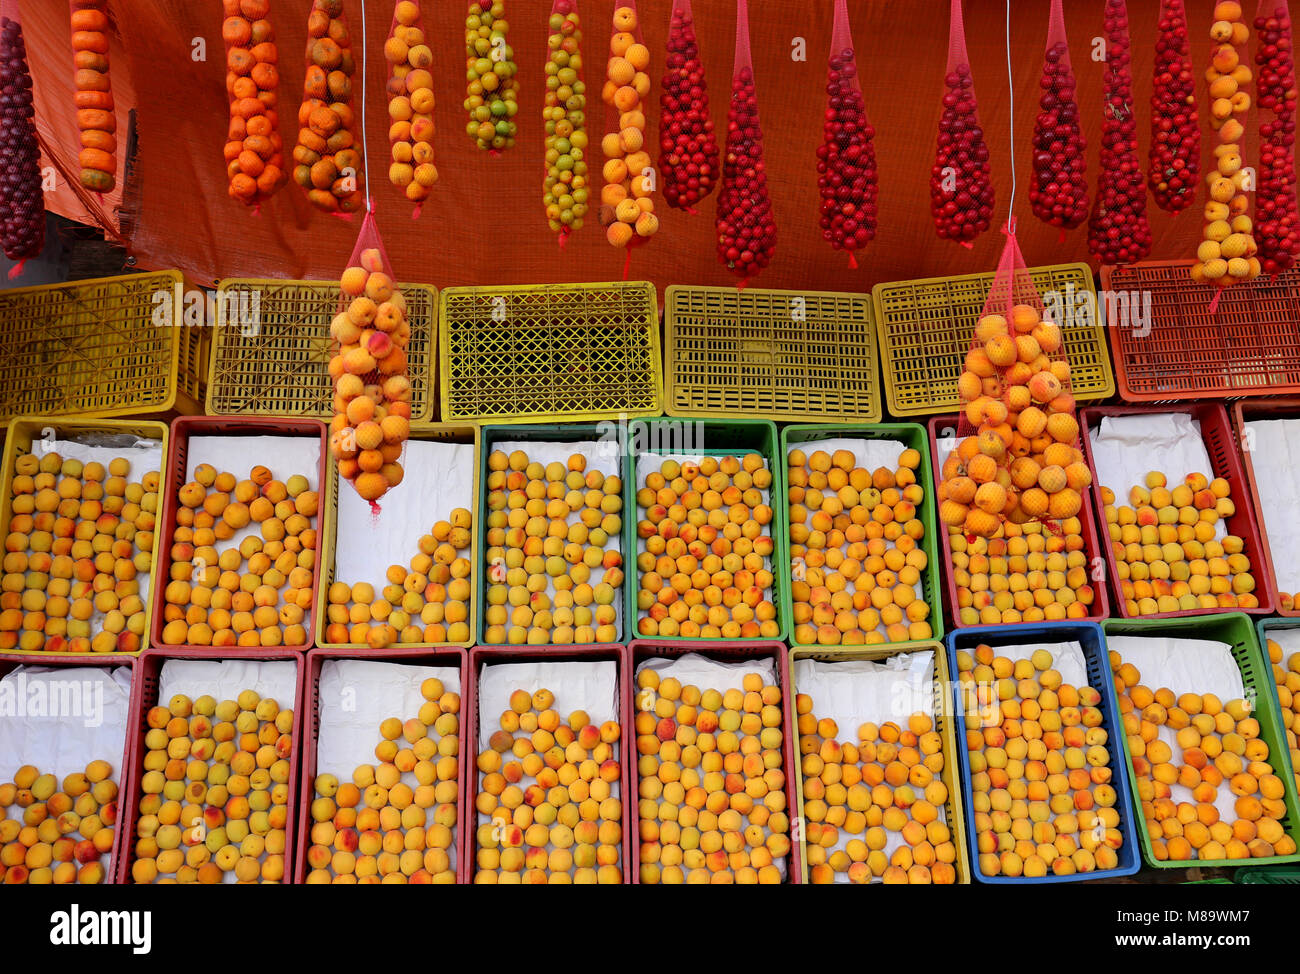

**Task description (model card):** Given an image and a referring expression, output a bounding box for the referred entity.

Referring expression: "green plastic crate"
[623,418,788,643]
[1235,866,1300,883]
[779,424,944,647]
[1105,613,1300,870]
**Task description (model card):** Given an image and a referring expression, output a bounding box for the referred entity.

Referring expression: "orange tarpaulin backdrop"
[25,0,1214,290]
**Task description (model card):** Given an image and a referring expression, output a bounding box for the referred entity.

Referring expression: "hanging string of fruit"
[931,0,994,247]
[222,0,287,209]
[543,0,588,244]
[465,1,518,153]
[1253,0,1300,273]
[1029,0,1088,237]
[293,0,364,215]
[384,0,437,215]
[1192,2,1261,289]
[601,2,658,263]
[1147,0,1200,213]
[1,5,44,275]
[70,0,116,195]
[659,0,718,214]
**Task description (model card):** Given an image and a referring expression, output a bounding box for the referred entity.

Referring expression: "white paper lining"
[1243,419,1300,591]
[1106,635,1247,826]
[315,659,461,873]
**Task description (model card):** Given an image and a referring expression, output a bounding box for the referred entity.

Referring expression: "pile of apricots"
[0,760,117,884]
[1264,636,1300,795]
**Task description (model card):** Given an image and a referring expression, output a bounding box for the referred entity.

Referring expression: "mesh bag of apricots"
[941,225,1096,625]
[329,211,413,509]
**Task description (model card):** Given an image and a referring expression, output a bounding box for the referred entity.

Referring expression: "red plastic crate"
[625,639,801,884]
[1232,397,1300,617]
[295,646,470,884]
[0,653,136,884]
[926,416,1110,629]
[114,646,306,884]
[462,644,633,884]
[1080,403,1274,619]
[1100,261,1300,402]
[150,416,329,653]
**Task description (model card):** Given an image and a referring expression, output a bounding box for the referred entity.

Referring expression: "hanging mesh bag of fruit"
[601,0,657,274]
[465,0,518,154]
[947,221,1088,543]
[1147,0,1200,214]
[294,0,364,215]
[1030,0,1088,239]
[69,0,116,197]
[1,0,44,277]
[1088,0,1151,264]
[329,208,413,512]
[385,0,437,218]
[222,0,287,212]
[543,0,588,247]
[931,0,994,247]
[659,0,718,214]
[716,0,775,286]
[1254,0,1299,273]
[818,0,877,269]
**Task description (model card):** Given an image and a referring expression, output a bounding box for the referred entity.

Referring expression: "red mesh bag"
[659,0,718,213]
[1088,0,1151,264]
[1030,0,1088,237]
[329,208,413,511]
[1147,0,1199,213]
[542,0,587,245]
[1255,0,1300,273]
[948,222,1087,544]
[818,0,877,269]
[465,0,518,153]
[222,0,287,210]
[601,1,656,274]
[1,0,44,276]
[69,0,116,196]
[716,0,775,285]
[385,0,437,217]
[294,0,364,215]
[931,0,993,247]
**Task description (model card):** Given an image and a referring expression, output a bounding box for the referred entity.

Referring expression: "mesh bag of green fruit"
[543,0,588,246]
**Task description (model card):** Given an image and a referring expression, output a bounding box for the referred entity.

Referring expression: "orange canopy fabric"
[25,0,1211,291]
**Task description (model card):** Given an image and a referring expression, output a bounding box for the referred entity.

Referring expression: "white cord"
[361,0,371,210]
[1005,0,1016,225]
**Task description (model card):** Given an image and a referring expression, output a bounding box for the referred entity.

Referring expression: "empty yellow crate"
[873,263,1114,417]
[439,281,661,424]
[207,278,436,426]
[664,286,881,422]
[0,271,208,422]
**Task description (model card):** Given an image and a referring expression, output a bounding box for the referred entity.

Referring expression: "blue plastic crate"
[945,622,1143,884]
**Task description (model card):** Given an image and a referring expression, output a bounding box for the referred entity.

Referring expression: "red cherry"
[0,16,44,264]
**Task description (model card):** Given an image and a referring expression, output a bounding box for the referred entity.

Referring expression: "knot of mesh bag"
[818,0,877,268]
[716,0,775,285]
[944,223,1090,548]
[222,0,287,208]
[1147,0,1200,214]
[465,0,519,153]
[330,211,414,511]
[385,1,438,217]
[931,0,994,246]
[543,0,588,244]
[296,0,365,214]
[0,2,44,272]
[601,0,658,264]
[1087,0,1152,264]
[1254,0,1300,273]
[69,0,116,196]
[1030,0,1088,235]
[659,0,719,213]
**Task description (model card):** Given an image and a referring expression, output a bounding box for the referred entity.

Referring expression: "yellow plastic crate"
[314,425,480,650]
[207,279,436,427]
[0,416,169,657]
[664,286,881,422]
[439,281,661,424]
[0,271,209,422]
[787,642,971,884]
[873,262,1114,417]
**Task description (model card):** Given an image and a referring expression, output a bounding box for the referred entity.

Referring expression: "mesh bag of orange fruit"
[329,211,413,509]
[69,0,116,195]
[384,0,437,217]
[294,0,364,215]
[222,0,287,209]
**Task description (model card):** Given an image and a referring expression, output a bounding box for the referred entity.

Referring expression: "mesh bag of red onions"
[659,0,718,214]
[1,0,44,275]
[1030,0,1088,238]
[716,0,775,285]
[1148,0,1200,214]
[1254,0,1300,273]
[818,0,877,269]
[931,0,994,247]
[1088,0,1151,264]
